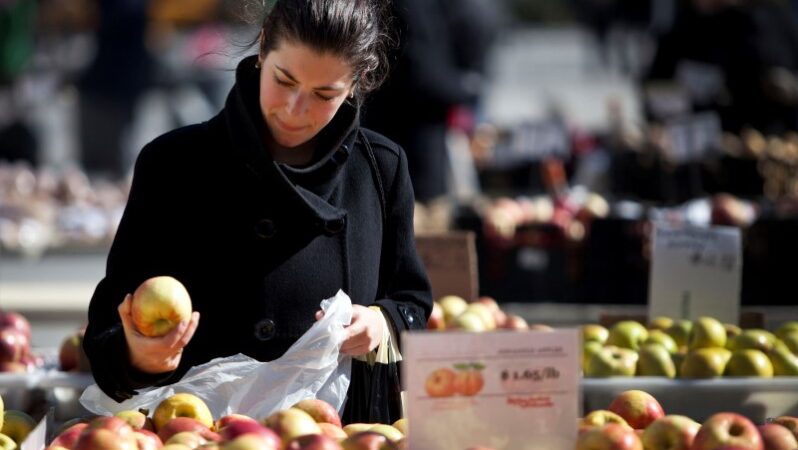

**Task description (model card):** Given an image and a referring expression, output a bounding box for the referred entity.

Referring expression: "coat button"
[332,145,349,164]
[254,219,277,239]
[323,217,346,235]
[254,319,276,341]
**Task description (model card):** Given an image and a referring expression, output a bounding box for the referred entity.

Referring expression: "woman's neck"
[266,135,317,167]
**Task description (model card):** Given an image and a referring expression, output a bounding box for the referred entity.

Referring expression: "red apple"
[692,413,763,450]
[130,276,193,337]
[74,417,138,450]
[575,423,642,450]
[427,302,445,331]
[60,329,90,372]
[156,417,218,443]
[641,415,700,450]
[0,328,28,363]
[424,367,456,397]
[292,399,342,427]
[772,417,798,441]
[216,414,259,430]
[341,431,398,450]
[262,408,321,445]
[502,314,529,330]
[50,422,89,449]
[133,429,163,450]
[0,311,31,338]
[222,434,282,450]
[318,423,347,441]
[757,423,798,450]
[219,420,280,448]
[579,410,632,431]
[608,390,665,429]
[287,434,343,450]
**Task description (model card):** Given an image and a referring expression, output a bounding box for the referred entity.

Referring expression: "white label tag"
[403,330,580,450]
[649,223,742,323]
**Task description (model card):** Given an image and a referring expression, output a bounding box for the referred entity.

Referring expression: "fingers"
[315,310,324,321]
[162,311,200,349]
[341,343,371,356]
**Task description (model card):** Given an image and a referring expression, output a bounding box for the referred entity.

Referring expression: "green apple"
[680,348,731,378]
[781,331,798,354]
[585,346,638,377]
[775,321,798,340]
[582,324,609,345]
[724,349,774,377]
[637,344,676,378]
[438,295,468,324]
[672,350,687,377]
[607,321,649,351]
[723,323,742,348]
[769,345,798,376]
[665,320,692,349]
[644,330,678,354]
[0,434,14,450]
[728,329,777,352]
[0,411,35,445]
[582,341,604,372]
[453,310,487,332]
[580,410,632,430]
[641,415,701,450]
[688,317,726,350]
[649,316,674,331]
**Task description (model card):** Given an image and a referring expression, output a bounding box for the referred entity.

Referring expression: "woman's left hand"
[316,304,384,356]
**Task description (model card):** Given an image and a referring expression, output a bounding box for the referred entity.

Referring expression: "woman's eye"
[274,77,293,87]
[315,93,334,102]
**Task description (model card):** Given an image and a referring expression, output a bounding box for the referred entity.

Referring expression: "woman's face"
[259,40,354,150]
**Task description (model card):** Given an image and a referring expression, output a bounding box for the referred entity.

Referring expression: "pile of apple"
[582,316,798,378]
[481,192,610,245]
[58,327,91,373]
[578,388,798,450]
[46,393,410,450]
[427,295,541,332]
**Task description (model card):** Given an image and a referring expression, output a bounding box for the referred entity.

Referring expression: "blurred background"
[2,0,798,349]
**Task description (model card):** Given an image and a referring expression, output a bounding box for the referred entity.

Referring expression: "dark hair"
[259,0,394,102]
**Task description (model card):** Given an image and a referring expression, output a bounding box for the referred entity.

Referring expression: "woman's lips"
[274,116,305,132]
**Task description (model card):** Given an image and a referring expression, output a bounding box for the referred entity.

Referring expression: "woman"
[83,0,432,423]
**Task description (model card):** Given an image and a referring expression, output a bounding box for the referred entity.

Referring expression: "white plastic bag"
[80,289,353,420]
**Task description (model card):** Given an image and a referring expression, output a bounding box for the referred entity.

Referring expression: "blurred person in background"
[0,0,38,166]
[78,0,154,178]
[362,0,498,230]
[645,0,798,134]
[83,0,431,424]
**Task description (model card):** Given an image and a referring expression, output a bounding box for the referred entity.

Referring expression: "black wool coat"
[83,56,432,409]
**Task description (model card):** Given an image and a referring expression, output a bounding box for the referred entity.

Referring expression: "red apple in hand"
[641,415,700,450]
[692,413,763,450]
[608,390,665,429]
[575,423,642,450]
[130,276,193,337]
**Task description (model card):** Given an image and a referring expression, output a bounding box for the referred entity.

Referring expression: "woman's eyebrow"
[275,64,346,91]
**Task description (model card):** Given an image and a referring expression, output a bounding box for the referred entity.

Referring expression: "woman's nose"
[286,92,308,116]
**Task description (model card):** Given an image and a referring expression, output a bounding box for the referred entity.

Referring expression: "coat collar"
[223,55,359,224]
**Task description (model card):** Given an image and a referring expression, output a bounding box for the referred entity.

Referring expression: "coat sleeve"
[82,143,180,401]
[372,146,433,341]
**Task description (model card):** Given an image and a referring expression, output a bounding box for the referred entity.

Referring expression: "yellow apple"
[153,393,214,431]
[392,418,407,435]
[369,424,403,441]
[438,295,468,324]
[680,348,731,378]
[1,410,35,444]
[724,349,773,377]
[131,276,193,337]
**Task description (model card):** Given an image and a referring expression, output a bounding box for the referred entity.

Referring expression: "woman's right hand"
[117,294,200,374]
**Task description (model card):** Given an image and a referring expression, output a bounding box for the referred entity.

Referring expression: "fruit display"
[0,164,129,257]
[579,388,798,450]
[427,295,550,332]
[582,317,798,378]
[44,393,411,450]
[0,310,44,373]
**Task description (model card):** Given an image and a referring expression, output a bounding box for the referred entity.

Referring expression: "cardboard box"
[415,232,478,302]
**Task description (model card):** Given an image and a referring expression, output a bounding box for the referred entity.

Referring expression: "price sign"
[648,223,742,324]
[492,119,570,168]
[403,330,580,450]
